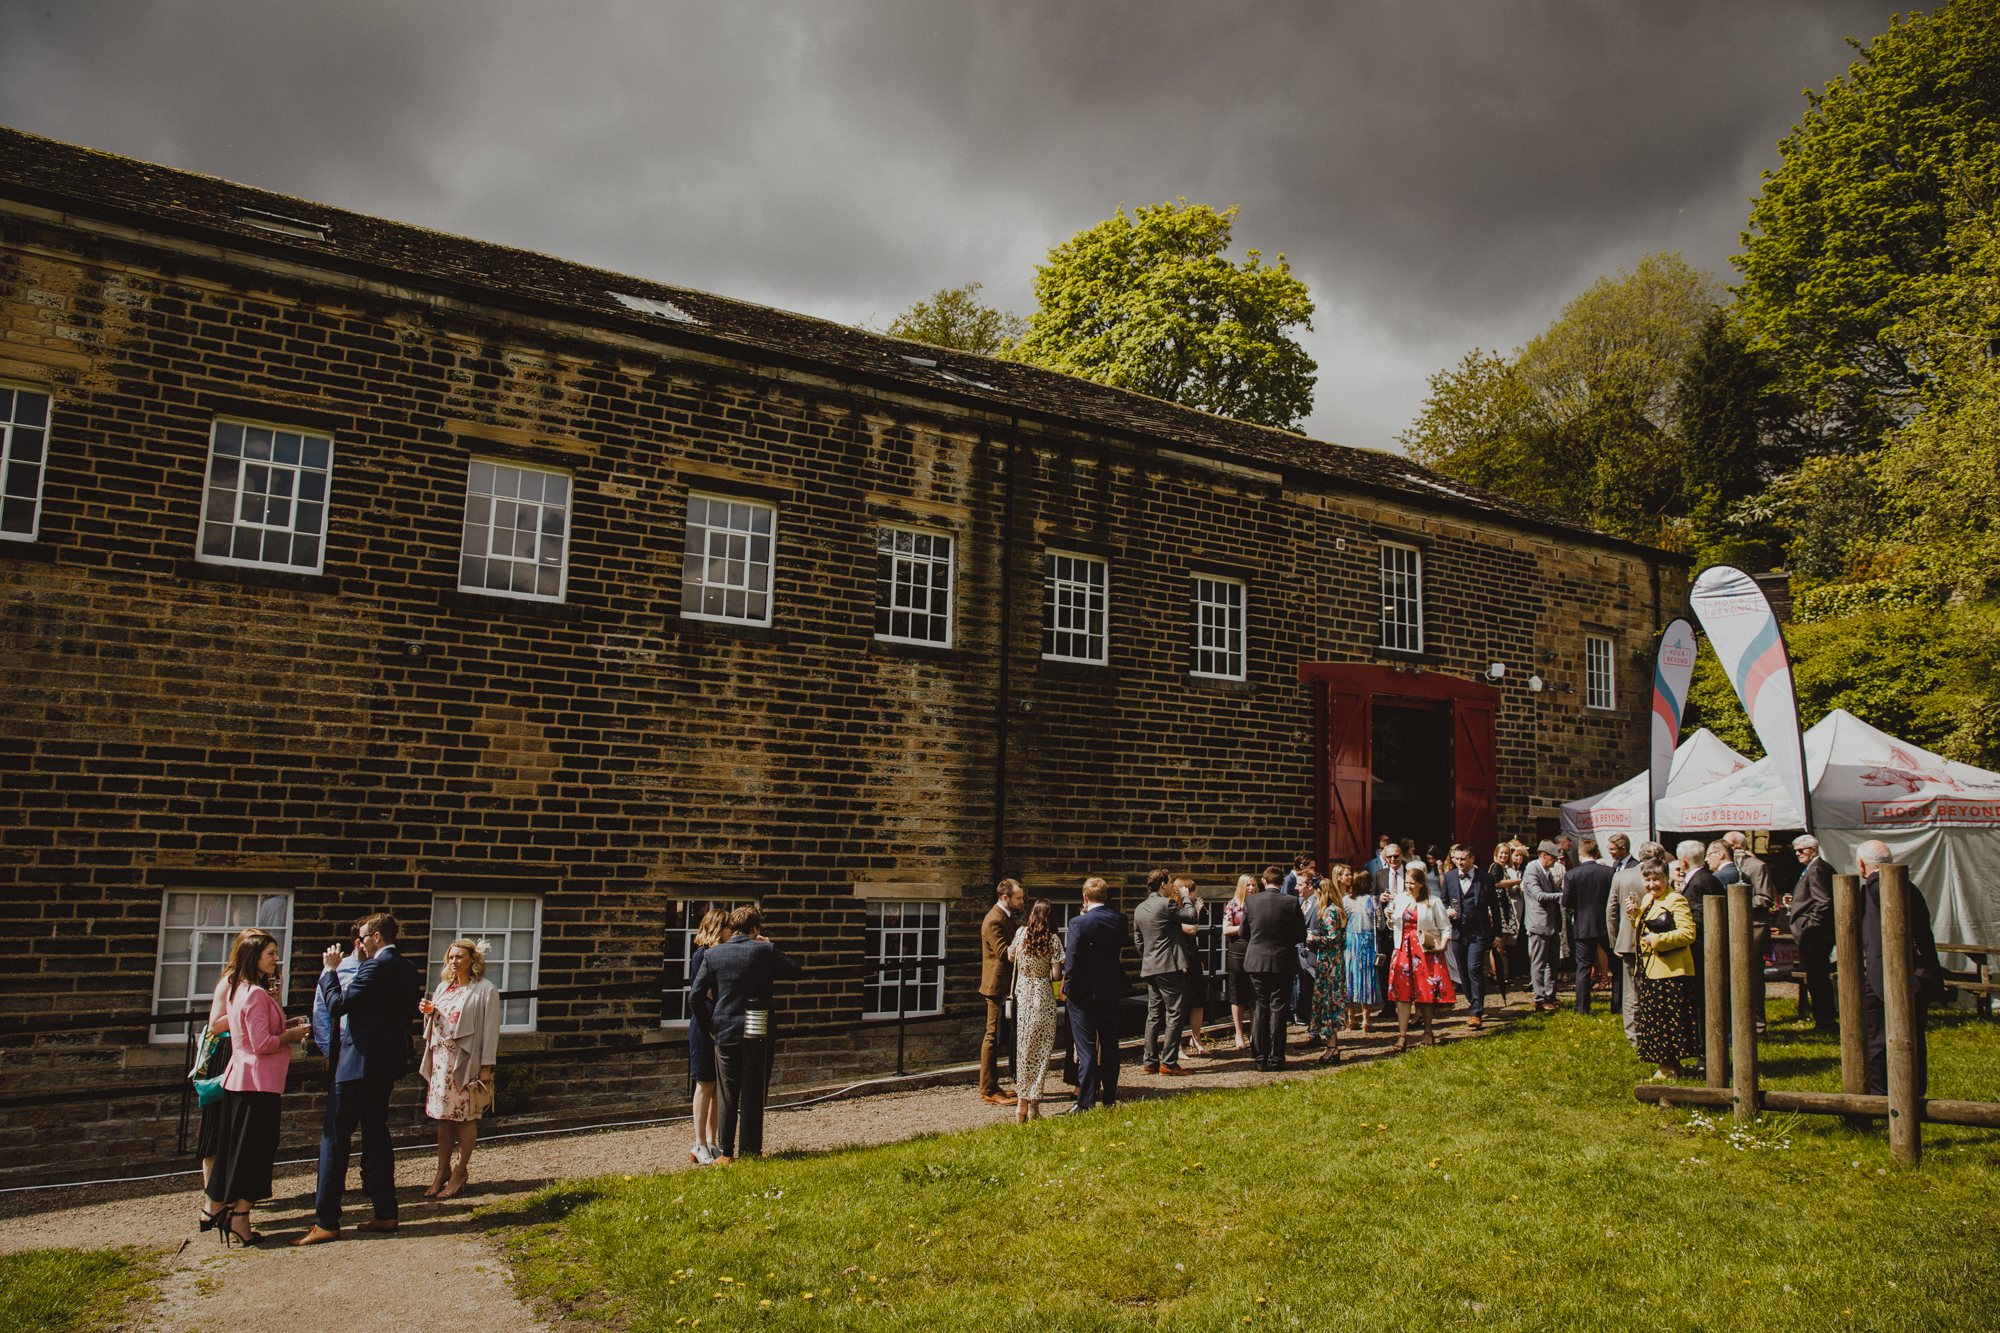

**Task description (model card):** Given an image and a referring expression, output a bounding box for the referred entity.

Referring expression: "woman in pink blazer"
[201,931,309,1245]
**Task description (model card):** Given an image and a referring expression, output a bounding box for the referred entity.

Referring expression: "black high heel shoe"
[223,1208,266,1247]
[199,1204,226,1233]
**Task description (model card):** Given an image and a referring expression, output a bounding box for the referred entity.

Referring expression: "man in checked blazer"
[977,878,1023,1105]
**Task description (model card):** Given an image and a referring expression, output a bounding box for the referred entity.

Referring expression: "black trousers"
[1797,923,1837,1027]
[715,1038,773,1158]
[1573,936,1607,1014]
[1248,969,1293,1068]
[1067,996,1121,1110]
[1861,992,1929,1098]
[314,1076,396,1229]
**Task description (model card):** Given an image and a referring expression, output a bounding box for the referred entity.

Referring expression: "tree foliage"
[1732,0,2000,448]
[883,282,1024,358]
[1401,254,1756,547]
[1014,201,1317,430]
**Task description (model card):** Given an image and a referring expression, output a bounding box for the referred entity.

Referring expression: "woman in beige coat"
[420,938,500,1198]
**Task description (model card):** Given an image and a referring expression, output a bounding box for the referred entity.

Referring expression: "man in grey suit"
[1605,840,1659,1046]
[1786,834,1838,1030]
[1134,871,1199,1075]
[1522,841,1565,1011]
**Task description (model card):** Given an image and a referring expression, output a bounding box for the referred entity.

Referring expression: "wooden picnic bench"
[1938,942,1996,1017]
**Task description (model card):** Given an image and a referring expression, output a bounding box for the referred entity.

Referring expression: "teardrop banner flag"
[1648,617,1698,840]
[1688,565,1812,832]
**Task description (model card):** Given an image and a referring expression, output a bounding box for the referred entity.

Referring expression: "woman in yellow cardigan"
[1631,861,1700,1080]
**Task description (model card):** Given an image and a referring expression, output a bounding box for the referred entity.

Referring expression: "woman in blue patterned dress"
[1306,864,1349,1062]
[1342,869,1382,1031]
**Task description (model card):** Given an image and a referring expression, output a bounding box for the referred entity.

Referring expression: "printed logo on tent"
[1863,799,2000,825]
[1678,803,1772,827]
[1571,808,1631,830]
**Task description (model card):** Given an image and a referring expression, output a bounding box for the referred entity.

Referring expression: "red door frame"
[1300,664,1499,866]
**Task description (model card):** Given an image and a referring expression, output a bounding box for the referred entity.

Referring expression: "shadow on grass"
[476,1183,611,1231]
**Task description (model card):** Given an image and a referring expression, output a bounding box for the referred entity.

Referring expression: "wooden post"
[1703,894,1727,1089]
[1728,882,1759,1123]
[1881,862,1920,1166]
[1834,874,1864,1099]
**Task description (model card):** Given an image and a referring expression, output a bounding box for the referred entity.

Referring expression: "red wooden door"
[1321,683,1372,865]
[1451,695,1497,854]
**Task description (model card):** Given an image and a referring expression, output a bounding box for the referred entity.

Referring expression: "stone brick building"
[0,127,1685,1182]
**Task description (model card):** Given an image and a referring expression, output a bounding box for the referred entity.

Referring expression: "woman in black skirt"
[1631,860,1700,1079]
[203,932,309,1245]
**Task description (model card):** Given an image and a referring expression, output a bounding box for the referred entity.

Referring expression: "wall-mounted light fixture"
[1485,662,1507,681]
[403,639,426,659]
[1527,674,1545,693]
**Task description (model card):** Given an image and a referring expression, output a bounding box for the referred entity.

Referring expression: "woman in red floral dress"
[1386,865,1455,1050]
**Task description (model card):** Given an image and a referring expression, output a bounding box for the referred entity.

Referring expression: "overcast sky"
[0,0,1905,451]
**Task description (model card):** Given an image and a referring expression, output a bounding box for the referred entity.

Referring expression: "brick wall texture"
[0,194,1686,1183]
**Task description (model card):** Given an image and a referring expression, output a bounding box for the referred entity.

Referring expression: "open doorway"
[1302,663,1498,866]
[1371,702,1453,859]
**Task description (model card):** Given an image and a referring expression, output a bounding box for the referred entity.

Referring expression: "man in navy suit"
[1063,877,1128,1112]
[295,912,422,1245]
[1563,839,1614,1015]
[1441,844,1505,1028]
[692,905,803,1161]
[1239,880,1303,1070]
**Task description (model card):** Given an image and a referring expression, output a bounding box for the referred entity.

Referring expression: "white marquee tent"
[1655,708,2000,956]
[1559,728,1751,842]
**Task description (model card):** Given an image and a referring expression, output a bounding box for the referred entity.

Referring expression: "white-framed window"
[1042,550,1109,664]
[875,525,954,646]
[461,459,571,601]
[1191,575,1247,680]
[0,384,51,541]
[863,900,946,1019]
[661,898,740,1027]
[196,419,334,572]
[1586,633,1617,711]
[681,493,775,625]
[1379,541,1424,653]
[151,890,294,1042]
[430,894,541,1031]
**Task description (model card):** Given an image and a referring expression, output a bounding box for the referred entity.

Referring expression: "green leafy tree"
[1014,201,1316,430]
[1400,254,1735,545]
[883,282,1025,358]
[1732,0,2000,447]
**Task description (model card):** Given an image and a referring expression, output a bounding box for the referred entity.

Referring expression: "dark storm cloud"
[0,0,1904,448]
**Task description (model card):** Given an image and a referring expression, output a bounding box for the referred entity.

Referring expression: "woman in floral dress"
[1386,866,1455,1050]
[420,938,499,1198]
[1007,901,1065,1123]
[1305,864,1348,1062]
[1342,872,1382,1032]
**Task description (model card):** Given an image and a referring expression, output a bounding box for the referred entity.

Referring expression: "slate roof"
[0,125,1659,555]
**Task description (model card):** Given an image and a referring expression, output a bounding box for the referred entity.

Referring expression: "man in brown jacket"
[978,878,1024,1104]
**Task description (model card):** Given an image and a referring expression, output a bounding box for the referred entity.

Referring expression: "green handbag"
[191,1029,230,1108]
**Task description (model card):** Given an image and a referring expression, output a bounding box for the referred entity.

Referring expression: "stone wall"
[0,205,1683,1183]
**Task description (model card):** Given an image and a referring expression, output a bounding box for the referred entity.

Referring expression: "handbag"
[190,1028,230,1108]
[465,1076,495,1118]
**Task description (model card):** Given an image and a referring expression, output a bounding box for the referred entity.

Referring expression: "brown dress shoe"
[354,1218,399,1234]
[1158,1064,1191,1076]
[293,1225,340,1246]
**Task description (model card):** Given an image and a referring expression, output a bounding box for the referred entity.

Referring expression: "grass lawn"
[504,1004,2000,1331]
[0,1247,162,1333]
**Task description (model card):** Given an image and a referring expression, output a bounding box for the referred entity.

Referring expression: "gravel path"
[1,997,1535,1330]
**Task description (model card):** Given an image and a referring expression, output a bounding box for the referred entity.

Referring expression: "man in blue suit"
[295,912,422,1245]
[691,905,803,1162]
[1063,877,1128,1112]
[1441,844,1505,1028]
